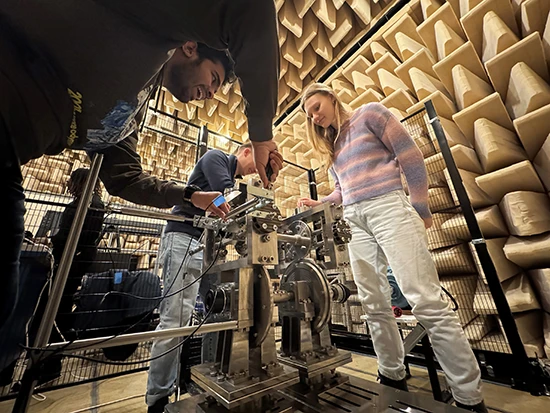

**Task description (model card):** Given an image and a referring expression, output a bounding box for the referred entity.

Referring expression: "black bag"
[73,269,161,361]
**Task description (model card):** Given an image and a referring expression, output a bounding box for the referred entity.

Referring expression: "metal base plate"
[190,363,299,410]
[278,350,352,379]
[166,374,468,412]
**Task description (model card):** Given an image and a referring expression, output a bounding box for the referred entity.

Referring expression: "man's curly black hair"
[196,43,237,86]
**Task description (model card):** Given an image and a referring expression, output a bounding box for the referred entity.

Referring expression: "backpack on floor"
[73,269,161,361]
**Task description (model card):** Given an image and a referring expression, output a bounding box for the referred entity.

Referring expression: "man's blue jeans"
[146,231,214,406]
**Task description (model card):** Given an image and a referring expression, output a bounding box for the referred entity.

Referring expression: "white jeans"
[344,190,483,405]
[146,232,205,406]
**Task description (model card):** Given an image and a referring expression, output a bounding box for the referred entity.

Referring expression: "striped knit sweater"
[322,103,431,219]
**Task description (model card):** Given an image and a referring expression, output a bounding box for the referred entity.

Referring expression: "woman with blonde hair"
[297,83,487,413]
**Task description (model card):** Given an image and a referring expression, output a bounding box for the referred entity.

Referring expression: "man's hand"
[190,191,230,219]
[423,216,433,229]
[297,197,323,208]
[251,140,283,188]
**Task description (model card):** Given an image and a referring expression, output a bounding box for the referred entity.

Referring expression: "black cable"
[441,286,459,312]
[58,289,218,366]
[24,229,222,356]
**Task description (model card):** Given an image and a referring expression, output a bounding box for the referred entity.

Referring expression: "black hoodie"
[0,0,279,207]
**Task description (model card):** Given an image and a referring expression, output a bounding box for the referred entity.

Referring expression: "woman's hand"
[423,217,433,229]
[297,197,323,208]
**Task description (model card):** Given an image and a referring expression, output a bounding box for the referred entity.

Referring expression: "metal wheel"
[250,266,273,347]
[280,259,331,332]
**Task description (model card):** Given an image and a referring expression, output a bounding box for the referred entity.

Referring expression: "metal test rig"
[167,178,467,413]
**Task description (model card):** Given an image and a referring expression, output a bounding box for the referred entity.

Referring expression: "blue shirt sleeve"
[199,150,235,192]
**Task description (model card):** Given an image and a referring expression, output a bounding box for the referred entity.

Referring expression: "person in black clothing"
[0,168,106,386]
[39,168,106,384]
[0,0,284,333]
[50,168,106,341]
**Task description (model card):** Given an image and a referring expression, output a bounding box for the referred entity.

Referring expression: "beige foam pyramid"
[388,107,408,120]
[395,32,426,61]
[410,67,450,100]
[452,65,494,111]
[459,0,484,18]
[520,0,550,38]
[544,12,550,69]
[471,238,520,283]
[534,134,550,191]
[279,0,303,37]
[299,46,317,80]
[287,65,302,93]
[352,71,381,95]
[475,205,509,238]
[453,92,514,145]
[378,69,412,97]
[444,168,494,209]
[342,55,372,84]
[439,116,473,147]
[350,89,385,107]
[282,36,302,69]
[505,62,550,120]
[295,11,318,53]
[381,13,422,60]
[420,0,442,19]
[504,233,550,269]
[513,103,550,159]
[347,0,373,26]
[278,25,288,48]
[433,41,489,100]
[474,118,527,173]
[380,89,418,112]
[481,11,520,64]
[417,3,465,59]
[366,52,401,88]
[485,32,550,101]
[500,191,550,237]
[328,3,353,48]
[395,48,437,92]
[407,90,457,120]
[332,78,358,104]
[370,41,392,61]
[311,0,337,31]
[475,160,546,203]
[434,20,466,60]
[278,80,291,106]
[311,25,333,62]
[460,0,520,58]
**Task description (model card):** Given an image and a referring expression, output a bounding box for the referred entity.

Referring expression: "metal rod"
[13,154,104,413]
[224,197,260,220]
[108,205,195,223]
[196,125,208,163]
[308,168,318,200]
[46,321,238,352]
[273,291,294,304]
[277,233,311,246]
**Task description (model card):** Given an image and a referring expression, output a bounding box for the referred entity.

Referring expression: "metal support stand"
[425,100,549,396]
[308,168,318,200]
[12,154,104,413]
[196,125,209,163]
[421,335,443,402]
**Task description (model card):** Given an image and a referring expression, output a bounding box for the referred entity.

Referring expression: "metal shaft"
[110,205,194,224]
[273,291,294,304]
[46,320,238,351]
[224,197,260,220]
[277,233,311,245]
